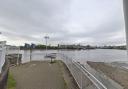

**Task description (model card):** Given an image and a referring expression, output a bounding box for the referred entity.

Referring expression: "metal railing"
[0,59,9,89]
[58,53,107,89]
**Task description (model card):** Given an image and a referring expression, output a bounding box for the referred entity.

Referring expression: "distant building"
[31,43,36,49]
[58,44,96,50]
[24,43,31,48]
[59,44,84,49]
[24,43,36,49]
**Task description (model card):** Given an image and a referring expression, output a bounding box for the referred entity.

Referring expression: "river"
[17,49,128,64]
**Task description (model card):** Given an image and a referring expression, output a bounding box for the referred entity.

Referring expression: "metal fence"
[58,53,107,89]
[0,59,9,89]
[0,41,6,73]
[0,41,9,89]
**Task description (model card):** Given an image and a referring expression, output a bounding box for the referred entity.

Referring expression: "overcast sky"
[0,0,125,46]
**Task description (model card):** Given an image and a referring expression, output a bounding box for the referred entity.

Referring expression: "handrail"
[58,53,107,89]
[0,59,9,89]
[76,62,107,89]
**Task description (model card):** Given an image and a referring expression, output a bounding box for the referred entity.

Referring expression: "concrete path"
[10,61,79,89]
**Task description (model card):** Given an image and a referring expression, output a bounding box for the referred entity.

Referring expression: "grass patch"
[7,73,16,89]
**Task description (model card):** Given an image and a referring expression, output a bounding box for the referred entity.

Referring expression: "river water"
[16,49,128,64]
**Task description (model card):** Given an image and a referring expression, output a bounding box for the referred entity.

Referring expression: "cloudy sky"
[0,0,125,46]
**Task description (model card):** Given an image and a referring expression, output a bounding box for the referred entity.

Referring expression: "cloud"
[0,0,125,46]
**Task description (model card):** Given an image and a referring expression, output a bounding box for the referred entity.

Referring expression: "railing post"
[81,71,83,89]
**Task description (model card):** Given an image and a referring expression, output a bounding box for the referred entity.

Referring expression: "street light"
[44,35,49,55]
[123,0,128,53]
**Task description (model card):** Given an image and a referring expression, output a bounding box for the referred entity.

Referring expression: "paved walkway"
[10,61,79,89]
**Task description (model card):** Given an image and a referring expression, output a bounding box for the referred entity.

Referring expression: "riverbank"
[9,61,79,89]
[87,61,128,89]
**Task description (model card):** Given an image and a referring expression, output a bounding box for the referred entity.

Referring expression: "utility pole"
[123,0,128,52]
[44,35,49,56]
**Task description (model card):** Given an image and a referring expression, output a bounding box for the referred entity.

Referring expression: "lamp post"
[44,35,49,56]
[123,0,128,51]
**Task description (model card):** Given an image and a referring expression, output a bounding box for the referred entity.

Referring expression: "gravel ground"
[87,61,128,89]
[10,61,79,89]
